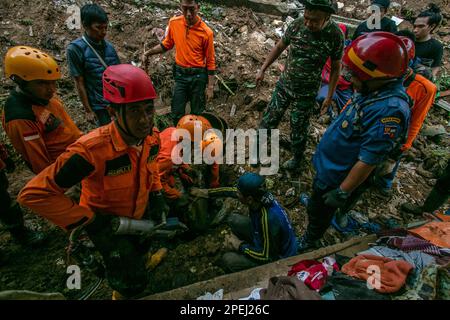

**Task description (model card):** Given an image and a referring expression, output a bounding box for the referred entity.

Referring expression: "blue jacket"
[69,37,120,111]
[209,188,298,261]
[313,80,411,189]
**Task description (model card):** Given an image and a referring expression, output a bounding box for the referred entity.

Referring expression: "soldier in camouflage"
[256,0,344,170]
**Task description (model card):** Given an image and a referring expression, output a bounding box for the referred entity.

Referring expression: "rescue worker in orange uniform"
[374,35,437,195]
[2,46,82,174]
[142,0,216,124]
[18,64,168,299]
[157,114,222,233]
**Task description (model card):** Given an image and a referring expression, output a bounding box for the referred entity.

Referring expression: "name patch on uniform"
[105,154,132,176]
[381,117,401,124]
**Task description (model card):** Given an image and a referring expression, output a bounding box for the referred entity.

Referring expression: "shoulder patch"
[381,117,401,124]
[4,91,35,123]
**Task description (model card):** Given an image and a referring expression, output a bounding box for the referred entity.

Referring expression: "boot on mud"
[282,157,302,172]
[400,203,424,216]
[10,228,47,247]
[296,233,319,254]
[1,202,47,247]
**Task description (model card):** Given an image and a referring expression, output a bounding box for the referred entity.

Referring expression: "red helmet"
[342,32,408,81]
[103,64,157,104]
[399,36,415,61]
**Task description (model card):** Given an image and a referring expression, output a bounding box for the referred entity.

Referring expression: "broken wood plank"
[143,234,376,300]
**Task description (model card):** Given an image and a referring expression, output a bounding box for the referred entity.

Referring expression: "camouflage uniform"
[260,17,344,160]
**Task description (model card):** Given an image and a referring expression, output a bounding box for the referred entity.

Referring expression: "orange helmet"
[4,46,61,81]
[202,130,223,157]
[176,115,212,141]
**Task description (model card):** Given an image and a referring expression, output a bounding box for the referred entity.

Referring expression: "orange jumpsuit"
[2,89,82,174]
[157,127,219,200]
[18,122,162,231]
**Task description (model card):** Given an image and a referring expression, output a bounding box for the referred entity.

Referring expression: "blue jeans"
[316,84,353,117]
[376,158,402,190]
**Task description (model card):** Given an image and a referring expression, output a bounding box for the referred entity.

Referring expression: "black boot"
[400,203,423,215]
[422,188,448,213]
[2,203,46,247]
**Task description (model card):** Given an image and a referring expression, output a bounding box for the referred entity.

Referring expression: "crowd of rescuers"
[0,0,448,299]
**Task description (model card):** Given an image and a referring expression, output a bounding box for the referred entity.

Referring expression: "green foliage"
[436,70,450,92]
[19,19,33,26]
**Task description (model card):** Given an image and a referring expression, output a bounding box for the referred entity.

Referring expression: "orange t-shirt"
[403,72,437,151]
[161,15,216,72]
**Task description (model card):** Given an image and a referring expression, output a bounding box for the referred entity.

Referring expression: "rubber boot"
[282,156,301,171]
[400,203,423,216]
[146,248,168,271]
[3,203,46,247]
[296,232,319,254]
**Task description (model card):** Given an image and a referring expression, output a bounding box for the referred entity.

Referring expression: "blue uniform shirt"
[240,194,298,262]
[313,80,411,189]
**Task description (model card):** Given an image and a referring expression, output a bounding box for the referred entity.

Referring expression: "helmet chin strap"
[115,105,144,145]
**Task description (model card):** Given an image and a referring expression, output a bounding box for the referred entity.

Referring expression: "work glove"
[322,188,350,209]
[174,193,190,209]
[190,188,209,199]
[178,166,194,185]
[149,191,169,223]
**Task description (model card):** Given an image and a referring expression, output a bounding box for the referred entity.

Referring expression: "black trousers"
[84,215,149,298]
[171,65,208,125]
[0,170,23,230]
[306,179,372,241]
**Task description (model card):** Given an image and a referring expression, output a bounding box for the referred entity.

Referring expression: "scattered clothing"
[322,272,390,300]
[342,254,413,293]
[393,263,450,300]
[288,257,339,291]
[239,288,263,300]
[409,222,450,249]
[383,235,443,256]
[260,276,321,300]
[358,246,436,284]
[197,289,224,300]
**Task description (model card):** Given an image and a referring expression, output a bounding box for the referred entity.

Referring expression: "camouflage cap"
[300,0,337,14]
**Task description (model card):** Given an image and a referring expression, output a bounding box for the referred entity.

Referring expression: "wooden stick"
[215,74,235,96]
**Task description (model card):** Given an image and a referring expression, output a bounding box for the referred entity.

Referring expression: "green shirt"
[281,17,344,96]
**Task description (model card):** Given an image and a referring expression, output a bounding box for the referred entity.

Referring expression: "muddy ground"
[0,0,449,299]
